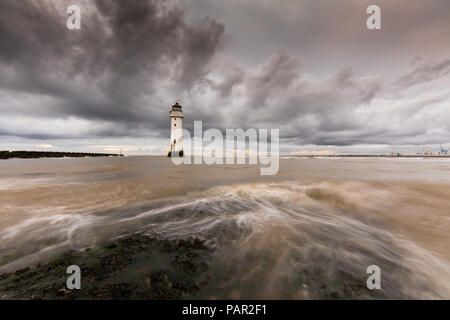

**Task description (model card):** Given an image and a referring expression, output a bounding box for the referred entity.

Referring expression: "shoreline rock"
[0,234,212,300]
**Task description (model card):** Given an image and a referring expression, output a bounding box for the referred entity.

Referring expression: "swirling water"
[0,156,449,299]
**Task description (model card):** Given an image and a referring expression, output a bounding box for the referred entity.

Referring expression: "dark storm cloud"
[181,0,450,69]
[246,50,300,107]
[0,0,449,149]
[0,0,225,138]
[393,59,450,91]
[200,50,449,146]
[209,63,244,98]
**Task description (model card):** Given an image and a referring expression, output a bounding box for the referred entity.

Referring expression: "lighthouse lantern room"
[168,101,184,157]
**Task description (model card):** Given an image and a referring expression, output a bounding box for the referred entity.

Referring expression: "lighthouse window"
[174,124,176,126]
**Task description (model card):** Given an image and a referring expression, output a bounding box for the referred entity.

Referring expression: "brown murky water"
[0,156,449,298]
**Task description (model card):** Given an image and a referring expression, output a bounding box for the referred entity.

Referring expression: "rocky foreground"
[0,232,391,300]
[0,234,212,300]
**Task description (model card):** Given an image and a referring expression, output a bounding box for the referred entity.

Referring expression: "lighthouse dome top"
[172,101,182,111]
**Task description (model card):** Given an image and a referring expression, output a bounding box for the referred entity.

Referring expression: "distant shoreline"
[0,151,123,160]
[1,151,448,160]
[285,154,450,158]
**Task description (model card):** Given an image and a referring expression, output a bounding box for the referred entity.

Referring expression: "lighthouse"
[168,101,184,157]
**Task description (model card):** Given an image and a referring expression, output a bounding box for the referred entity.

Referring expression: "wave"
[0,181,449,298]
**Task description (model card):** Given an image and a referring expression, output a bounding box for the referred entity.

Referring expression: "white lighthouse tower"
[168,101,184,157]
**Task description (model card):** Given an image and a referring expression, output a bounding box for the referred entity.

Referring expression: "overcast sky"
[0,0,449,155]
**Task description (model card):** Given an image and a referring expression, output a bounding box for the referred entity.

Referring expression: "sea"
[0,156,449,299]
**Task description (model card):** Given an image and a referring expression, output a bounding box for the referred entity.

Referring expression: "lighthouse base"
[167,151,184,157]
